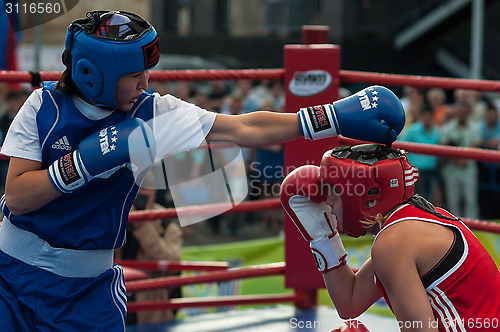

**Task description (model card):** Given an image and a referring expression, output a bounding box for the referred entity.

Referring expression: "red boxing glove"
[330,320,370,332]
[280,165,347,272]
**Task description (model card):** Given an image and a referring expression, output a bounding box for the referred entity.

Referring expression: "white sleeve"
[151,93,217,159]
[1,89,42,162]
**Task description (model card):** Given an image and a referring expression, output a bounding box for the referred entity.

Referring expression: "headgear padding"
[63,11,160,109]
[320,144,418,237]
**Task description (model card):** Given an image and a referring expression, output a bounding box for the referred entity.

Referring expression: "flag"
[0,0,21,71]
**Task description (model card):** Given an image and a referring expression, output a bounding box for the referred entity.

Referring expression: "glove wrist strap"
[48,151,90,194]
[310,231,347,272]
[297,104,339,140]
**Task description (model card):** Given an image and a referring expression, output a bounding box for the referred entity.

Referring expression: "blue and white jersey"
[1,82,216,250]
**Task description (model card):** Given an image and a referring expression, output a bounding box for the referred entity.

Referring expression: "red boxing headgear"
[320,144,418,237]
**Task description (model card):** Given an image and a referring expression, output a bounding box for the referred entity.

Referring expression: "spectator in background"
[426,87,450,127]
[148,82,170,96]
[207,80,231,112]
[221,79,260,114]
[477,101,500,219]
[250,79,272,103]
[441,101,481,219]
[268,80,285,112]
[0,82,9,115]
[469,90,487,123]
[173,81,195,103]
[453,89,487,123]
[0,89,28,140]
[400,86,426,126]
[192,88,211,110]
[399,107,443,205]
[399,85,412,111]
[480,101,500,149]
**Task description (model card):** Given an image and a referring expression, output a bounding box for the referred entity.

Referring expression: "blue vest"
[4,82,155,250]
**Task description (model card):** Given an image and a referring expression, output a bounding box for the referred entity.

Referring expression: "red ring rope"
[127,293,301,312]
[128,198,282,222]
[339,137,500,163]
[2,69,500,91]
[115,259,229,272]
[125,262,285,293]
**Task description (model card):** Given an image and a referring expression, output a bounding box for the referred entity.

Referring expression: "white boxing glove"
[280,165,347,272]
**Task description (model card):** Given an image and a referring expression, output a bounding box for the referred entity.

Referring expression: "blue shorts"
[0,219,127,332]
[0,252,127,331]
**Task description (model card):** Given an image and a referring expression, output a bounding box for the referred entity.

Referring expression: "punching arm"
[206,85,404,147]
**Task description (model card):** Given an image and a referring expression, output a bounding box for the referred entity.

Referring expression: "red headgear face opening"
[320,144,418,237]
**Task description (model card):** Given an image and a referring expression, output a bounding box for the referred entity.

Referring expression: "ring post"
[283,26,340,307]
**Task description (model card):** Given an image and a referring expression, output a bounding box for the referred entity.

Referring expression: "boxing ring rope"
[340,137,500,163]
[3,68,500,91]
[127,293,302,312]
[115,259,229,272]
[126,262,285,293]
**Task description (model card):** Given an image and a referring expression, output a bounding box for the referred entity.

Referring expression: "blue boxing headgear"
[63,11,160,109]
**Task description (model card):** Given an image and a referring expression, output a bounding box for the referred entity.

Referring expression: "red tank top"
[374,204,500,331]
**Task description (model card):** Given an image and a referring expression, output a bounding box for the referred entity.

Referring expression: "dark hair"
[420,107,433,115]
[54,69,79,94]
[407,194,459,221]
[5,90,19,101]
[485,100,498,112]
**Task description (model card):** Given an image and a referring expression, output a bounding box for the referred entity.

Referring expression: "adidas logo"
[52,136,72,150]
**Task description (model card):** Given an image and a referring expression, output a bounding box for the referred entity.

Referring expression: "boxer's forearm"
[322,258,382,320]
[207,112,301,147]
[5,158,61,215]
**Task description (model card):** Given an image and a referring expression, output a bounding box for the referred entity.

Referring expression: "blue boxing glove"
[48,117,156,194]
[298,85,405,144]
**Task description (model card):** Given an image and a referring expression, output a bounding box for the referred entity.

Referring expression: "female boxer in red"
[281,144,500,332]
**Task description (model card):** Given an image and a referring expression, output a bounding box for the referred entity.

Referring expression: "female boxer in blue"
[0,10,405,331]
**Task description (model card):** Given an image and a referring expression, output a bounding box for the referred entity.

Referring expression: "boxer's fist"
[298,85,405,144]
[280,165,333,241]
[331,320,370,332]
[48,117,156,193]
[280,165,347,272]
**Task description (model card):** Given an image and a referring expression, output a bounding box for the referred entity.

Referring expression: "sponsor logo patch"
[306,105,331,133]
[142,36,160,68]
[99,126,118,155]
[52,136,72,150]
[59,153,81,186]
[356,87,379,111]
[288,70,332,96]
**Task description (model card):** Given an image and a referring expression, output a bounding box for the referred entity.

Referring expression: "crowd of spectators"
[398,86,500,220]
